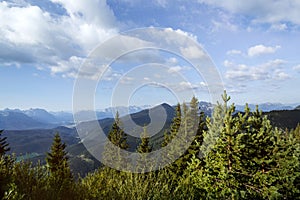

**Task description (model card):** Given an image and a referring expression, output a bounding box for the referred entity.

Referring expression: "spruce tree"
[172,97,200,176]
[162,103,181,147]
[0,130,10,157]
[46,133,74,199]
[103,112,129,169]
[189,92,244,198]
[190,92,300,198]
[46,133,70,175]
[137,126,152,153]
[0,130,13,199]
[135,126,153,172]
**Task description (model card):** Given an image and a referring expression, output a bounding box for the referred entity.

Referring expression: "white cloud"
[270,23,288,31]
[199,81,208,87]
[168,66,182,73]
[223,60,233,67]
[226,49,242,56]
[211,17,238,33]
[198,0,300,25]
[225,59,288,81]
[119,76,134,84]
[178,81,198,91]
[154,0,168,7]
[0,0,118,78]
[248,45,281,57]
[166,57,178,65]
[293,65,300,72]
[167,65,190,74]
[273,70,290,80]
[180,46,207,60]
[173,81,208,92]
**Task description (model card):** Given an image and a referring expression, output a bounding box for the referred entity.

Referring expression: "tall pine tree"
[137,126,152,153]
[0,130,10,157]
[46,133,74,199]
[103,112,130,169]
[135,126,153,172]
[162,103,181,147]
[46,133,70,175]
[0,130,13,199]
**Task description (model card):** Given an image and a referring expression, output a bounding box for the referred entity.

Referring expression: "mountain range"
[1,102,298,130]
[0,105,151,130]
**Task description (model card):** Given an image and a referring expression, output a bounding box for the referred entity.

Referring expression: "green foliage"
[137,126,152,153]
[46,133,69,174]
[103,112,130,169]
[0,130,10,157]
[80,166,197,200]
[0,131,13,199]
[0,156,14,199]
[189,91,300,199]
[162,103,181,147]
[46,133,75,199]
[1,94,299,199]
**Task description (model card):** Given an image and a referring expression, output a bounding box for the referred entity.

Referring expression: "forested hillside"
[0,93,299,199]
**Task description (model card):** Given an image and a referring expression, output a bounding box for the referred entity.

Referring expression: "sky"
[0,0,300,111]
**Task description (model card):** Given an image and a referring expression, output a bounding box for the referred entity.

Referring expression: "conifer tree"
[46,133,70,175]
[189,92,300,198]
[103,112,129,169]
[46,133,74,199]
[162,103,181,147]
[0,130,13,199]
[137,126,152,153]
[135,127,153,172]
[172,97,200,175]
[163,97,205,189]
[108,112,129,150]
[0,130,10,157]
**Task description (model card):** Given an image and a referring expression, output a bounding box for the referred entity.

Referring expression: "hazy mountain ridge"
[0,105,152,130]
[235,102,295,112]
[0,110,50,130]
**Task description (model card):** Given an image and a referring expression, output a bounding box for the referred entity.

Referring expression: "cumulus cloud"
[174,81,207,92]
[225,59,288,81]
[198,0,300,25]
[0,3,201,81]
[0,0,118,78]
[180,46,207,60]
[247,45,281,57]
[273,70,290,80]
[167,65,190,74]
[168,66,182,73]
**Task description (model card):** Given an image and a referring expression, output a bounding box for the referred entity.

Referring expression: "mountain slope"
[0,110,50,130]
[76,103,175,152]
[235,103,294,112]
[264,110,300,130]
[24,108,58,124]
[4,126,78,155]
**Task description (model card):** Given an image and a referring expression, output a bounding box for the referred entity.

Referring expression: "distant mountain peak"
[295,105,300,110]
[157,103,172,108]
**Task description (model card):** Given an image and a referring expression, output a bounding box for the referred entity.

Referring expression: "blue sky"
[0,0,300,111]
